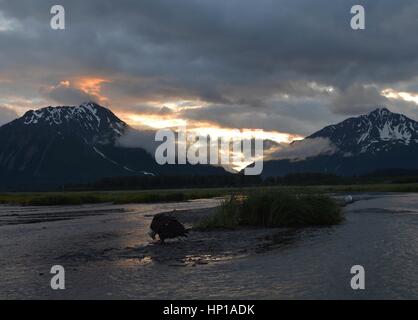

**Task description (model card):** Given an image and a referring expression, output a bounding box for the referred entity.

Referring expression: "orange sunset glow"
[119,111,302,144]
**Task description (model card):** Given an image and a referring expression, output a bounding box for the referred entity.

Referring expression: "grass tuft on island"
[197,190,343,229]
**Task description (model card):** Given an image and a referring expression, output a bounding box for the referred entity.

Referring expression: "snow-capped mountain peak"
[309,107,418,155]
[0,102,229,189]
[25,102,106,127]
[19,102,127,144]
[367,107,390,116]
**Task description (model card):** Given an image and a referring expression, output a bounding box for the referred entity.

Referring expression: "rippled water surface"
[2,193,418,299]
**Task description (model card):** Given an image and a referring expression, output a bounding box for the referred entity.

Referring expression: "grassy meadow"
[1,182,418,206]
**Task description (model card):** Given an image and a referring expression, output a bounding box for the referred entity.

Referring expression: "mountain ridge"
[2,103,417,188]
[0,102,228,190]
[308,107,418,155]
[262,107,418,177]
[12,102,127,145]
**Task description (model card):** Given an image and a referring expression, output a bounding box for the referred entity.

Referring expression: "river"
[1,193,418,299]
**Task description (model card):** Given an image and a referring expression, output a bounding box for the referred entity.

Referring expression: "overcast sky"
[1,0,418,139]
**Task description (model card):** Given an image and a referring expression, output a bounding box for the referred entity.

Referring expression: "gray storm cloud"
[0,0,418,134]
[270,138,338,161]
[0,106,18,126]
[116,128,159,154]
[40,82,97,106]
[330,84,391,115]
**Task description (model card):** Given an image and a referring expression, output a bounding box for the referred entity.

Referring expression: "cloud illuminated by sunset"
[2,0,418,144]
[74,77,110,103]
[382,88,418,105]
[120,111,302,145]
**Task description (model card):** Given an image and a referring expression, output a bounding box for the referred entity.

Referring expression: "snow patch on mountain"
[308,107,418,155]
[22,102,122,132]
[20,102,127,146]
[93,146,118,165]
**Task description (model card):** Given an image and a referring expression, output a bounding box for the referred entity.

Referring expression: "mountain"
[262,108,418,177]
[20,102,127,145]
[0,102,227,190]
[309,108,418,155]
[3,103,413,189]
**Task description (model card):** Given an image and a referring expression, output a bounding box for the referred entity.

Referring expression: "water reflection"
[3,194,418,299]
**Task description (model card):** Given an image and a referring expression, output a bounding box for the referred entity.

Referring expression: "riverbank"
[3,183,418,206]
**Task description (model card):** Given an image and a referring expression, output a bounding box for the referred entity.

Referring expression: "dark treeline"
[63,168,418,191]
[363,168,418,184]
[66,174,263,191]
[264,172,349,186]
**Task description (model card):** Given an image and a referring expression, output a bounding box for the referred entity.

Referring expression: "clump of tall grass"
[198,190,343,229]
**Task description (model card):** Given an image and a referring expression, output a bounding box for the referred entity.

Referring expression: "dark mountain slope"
[262,108,418,177]
[0,102,227,190]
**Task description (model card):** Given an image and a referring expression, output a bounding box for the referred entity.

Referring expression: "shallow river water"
[2,193,418,299]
